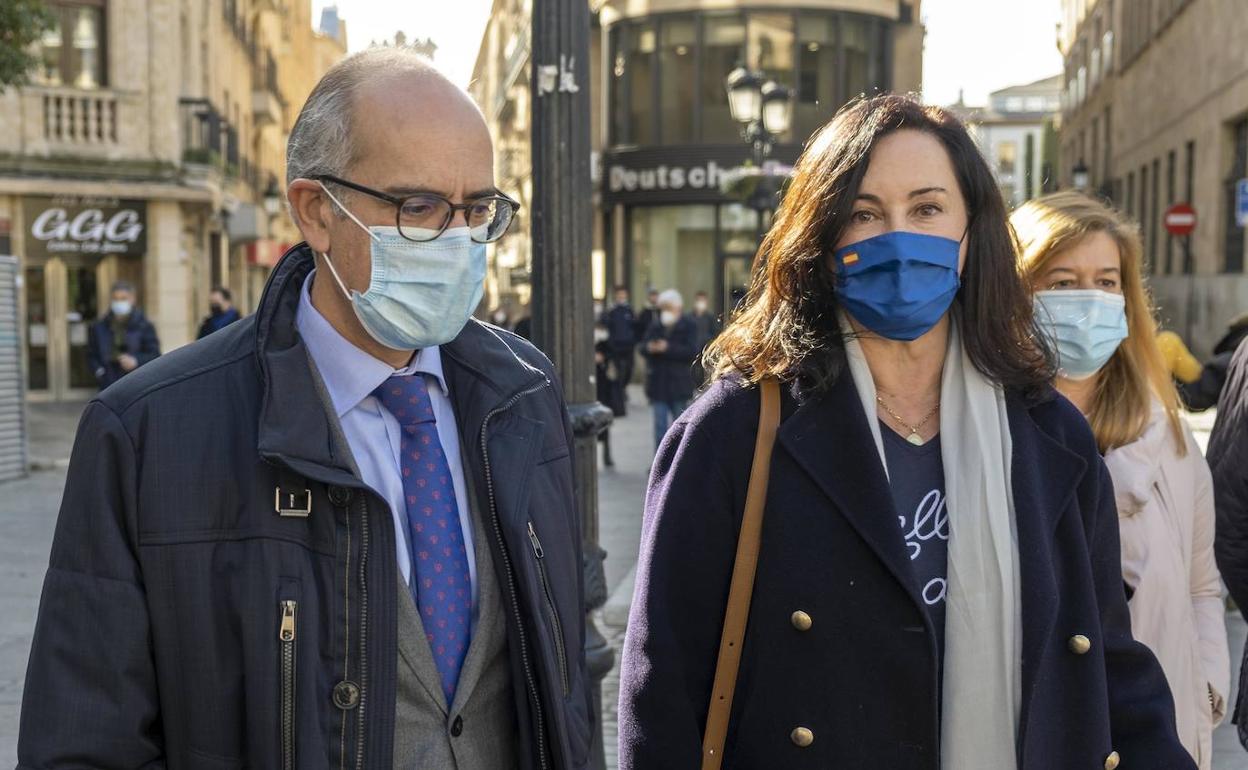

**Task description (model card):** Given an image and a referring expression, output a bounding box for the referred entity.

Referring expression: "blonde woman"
[1012,191,1229,769]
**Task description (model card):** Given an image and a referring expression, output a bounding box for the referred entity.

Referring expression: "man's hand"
[647,339,668,354]
[118,354,138,372]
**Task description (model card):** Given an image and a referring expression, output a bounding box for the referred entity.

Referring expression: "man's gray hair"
[285,47,439,188]
[111,280,136,295]
[657,289,683,308]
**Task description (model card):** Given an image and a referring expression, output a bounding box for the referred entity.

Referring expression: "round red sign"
[1164,203,1197,236]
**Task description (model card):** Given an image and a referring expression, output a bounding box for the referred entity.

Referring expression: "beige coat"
[1104,404,1230,770]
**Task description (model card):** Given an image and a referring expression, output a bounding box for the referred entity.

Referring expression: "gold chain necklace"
[875,393,940,446]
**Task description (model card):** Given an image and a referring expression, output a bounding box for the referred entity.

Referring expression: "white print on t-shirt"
[898,488,949,606]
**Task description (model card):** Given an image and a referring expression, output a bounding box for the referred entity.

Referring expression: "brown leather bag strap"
[701,378,781,770]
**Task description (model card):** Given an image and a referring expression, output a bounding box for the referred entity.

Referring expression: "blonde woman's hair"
[1011,191,1186,456]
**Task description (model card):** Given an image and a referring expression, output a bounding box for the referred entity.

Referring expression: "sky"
[313,0,1064,108]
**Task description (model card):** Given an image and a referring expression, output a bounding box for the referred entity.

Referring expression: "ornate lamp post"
[725,67,793,211]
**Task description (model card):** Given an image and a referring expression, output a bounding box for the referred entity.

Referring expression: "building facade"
[1059,0,1248,355]
[951,76,1062,209]
[0,0,346,402]
[471,0,923,324]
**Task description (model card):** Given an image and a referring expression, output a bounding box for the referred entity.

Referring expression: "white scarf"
[843,315,1022,769]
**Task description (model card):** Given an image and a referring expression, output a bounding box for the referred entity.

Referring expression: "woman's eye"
[1099,279,1120,289]
[851,210,876,224]
[1047,280,1074,289]
[915,203,942,217]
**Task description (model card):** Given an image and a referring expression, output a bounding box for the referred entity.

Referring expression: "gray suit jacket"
[394,473,519,769]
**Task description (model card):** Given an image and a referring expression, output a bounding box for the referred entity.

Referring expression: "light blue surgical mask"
[318,182,487,350]
[1034,289,1128,380]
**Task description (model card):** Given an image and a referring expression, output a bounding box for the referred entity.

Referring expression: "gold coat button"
[791,610,813,632]
[1104,750,1120,769]
[790,727,814,747]
[1069,634,1092,655]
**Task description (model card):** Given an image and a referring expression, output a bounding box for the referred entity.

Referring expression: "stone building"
[0,0,346,402]
[1058,0,1248,355]
[471,0,924,324]
[950,75,1062,209]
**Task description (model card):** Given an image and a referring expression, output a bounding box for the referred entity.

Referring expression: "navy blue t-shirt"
[881,424,949,651]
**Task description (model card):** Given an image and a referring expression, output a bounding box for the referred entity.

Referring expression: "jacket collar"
[253,243,547,481]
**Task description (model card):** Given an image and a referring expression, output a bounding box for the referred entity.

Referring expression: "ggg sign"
[25,196,147,259]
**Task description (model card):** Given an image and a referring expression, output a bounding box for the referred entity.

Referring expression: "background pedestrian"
[639,289,696,449]
[689,289,721,389]
[1210,342,1248,748]
[87,280,160,390]
[1014,190,1229,769]
[196,286,241,339]
[606,285,638,392]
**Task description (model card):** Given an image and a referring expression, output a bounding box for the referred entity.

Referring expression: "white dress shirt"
[295,272,478,615]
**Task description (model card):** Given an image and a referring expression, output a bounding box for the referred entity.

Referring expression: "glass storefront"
[625,203,767,319]
[609,8,892,147]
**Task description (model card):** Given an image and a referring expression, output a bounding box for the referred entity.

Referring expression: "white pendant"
[906,432,924,446]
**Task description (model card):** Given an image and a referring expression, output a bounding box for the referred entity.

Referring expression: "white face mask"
[319,181,487,350]
[593,328,609,343]
[111,300,133,317]
[694,300,708,313]
[660,310,679,327]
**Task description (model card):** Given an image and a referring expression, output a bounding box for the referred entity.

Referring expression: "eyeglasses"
[314,174,520,243]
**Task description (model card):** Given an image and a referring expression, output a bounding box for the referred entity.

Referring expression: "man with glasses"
[19,48,593,769]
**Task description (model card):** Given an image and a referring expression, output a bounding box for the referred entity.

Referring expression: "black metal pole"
[530,3,614,769]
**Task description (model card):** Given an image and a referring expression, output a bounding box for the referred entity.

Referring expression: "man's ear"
[288,179,332,254]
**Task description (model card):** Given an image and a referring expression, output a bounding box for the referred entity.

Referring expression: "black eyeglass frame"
[313,174,521,243]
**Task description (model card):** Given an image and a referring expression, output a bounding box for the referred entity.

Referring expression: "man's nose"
[448,207,470,229]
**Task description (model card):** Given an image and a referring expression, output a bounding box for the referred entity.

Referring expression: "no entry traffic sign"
[1164,203,1197,237]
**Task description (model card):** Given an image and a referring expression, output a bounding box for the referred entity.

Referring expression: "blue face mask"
[833,230,962,341]
[1034,289,1128,380]
[319,182,487,350]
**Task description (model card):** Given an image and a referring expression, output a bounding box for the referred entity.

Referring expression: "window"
[843,17,878,100]
[1005,97,1025,112]
[997,141,1017,176]
[1102,29,1114,74]
[1226,119,1247,273]
[1126,171,1135,219]
[796,13,837,139]
[628,23,657,146]
[1025,96,1045,112]
[701,13,746,144]
[659,19,696,144]
[1139,164,1149,258]
[1150,158,1160,269]
[1076,66,1087,104]
[1165,150,1176,274]
[747,13,794,142]
[30,1,106,89]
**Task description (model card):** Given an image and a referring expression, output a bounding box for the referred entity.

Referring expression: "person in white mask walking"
[1013,191,1229,770]
[640,289,698,449]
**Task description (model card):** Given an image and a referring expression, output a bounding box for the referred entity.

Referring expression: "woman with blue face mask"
[1013,191,1229,770]
[617,95,1193,770]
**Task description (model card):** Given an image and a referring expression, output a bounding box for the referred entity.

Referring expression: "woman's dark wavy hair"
[705,93,1055,400]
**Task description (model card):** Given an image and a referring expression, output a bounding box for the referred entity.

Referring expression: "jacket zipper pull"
[279,600,297,642]
[527,521,545,559]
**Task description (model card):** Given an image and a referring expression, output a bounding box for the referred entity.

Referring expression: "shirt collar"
[295,271,449,418]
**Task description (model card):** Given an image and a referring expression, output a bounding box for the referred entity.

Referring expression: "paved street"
[2,397,1247,768]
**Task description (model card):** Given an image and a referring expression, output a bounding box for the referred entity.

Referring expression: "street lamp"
[725,67,793,212]
[1072,159,1090,191]
[725,67,793,158]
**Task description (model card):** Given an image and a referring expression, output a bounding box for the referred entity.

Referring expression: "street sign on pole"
[1164,203,1197,237]
[1236,179,1248,227]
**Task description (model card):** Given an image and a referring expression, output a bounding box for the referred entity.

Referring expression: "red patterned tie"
[373,374,472,704]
